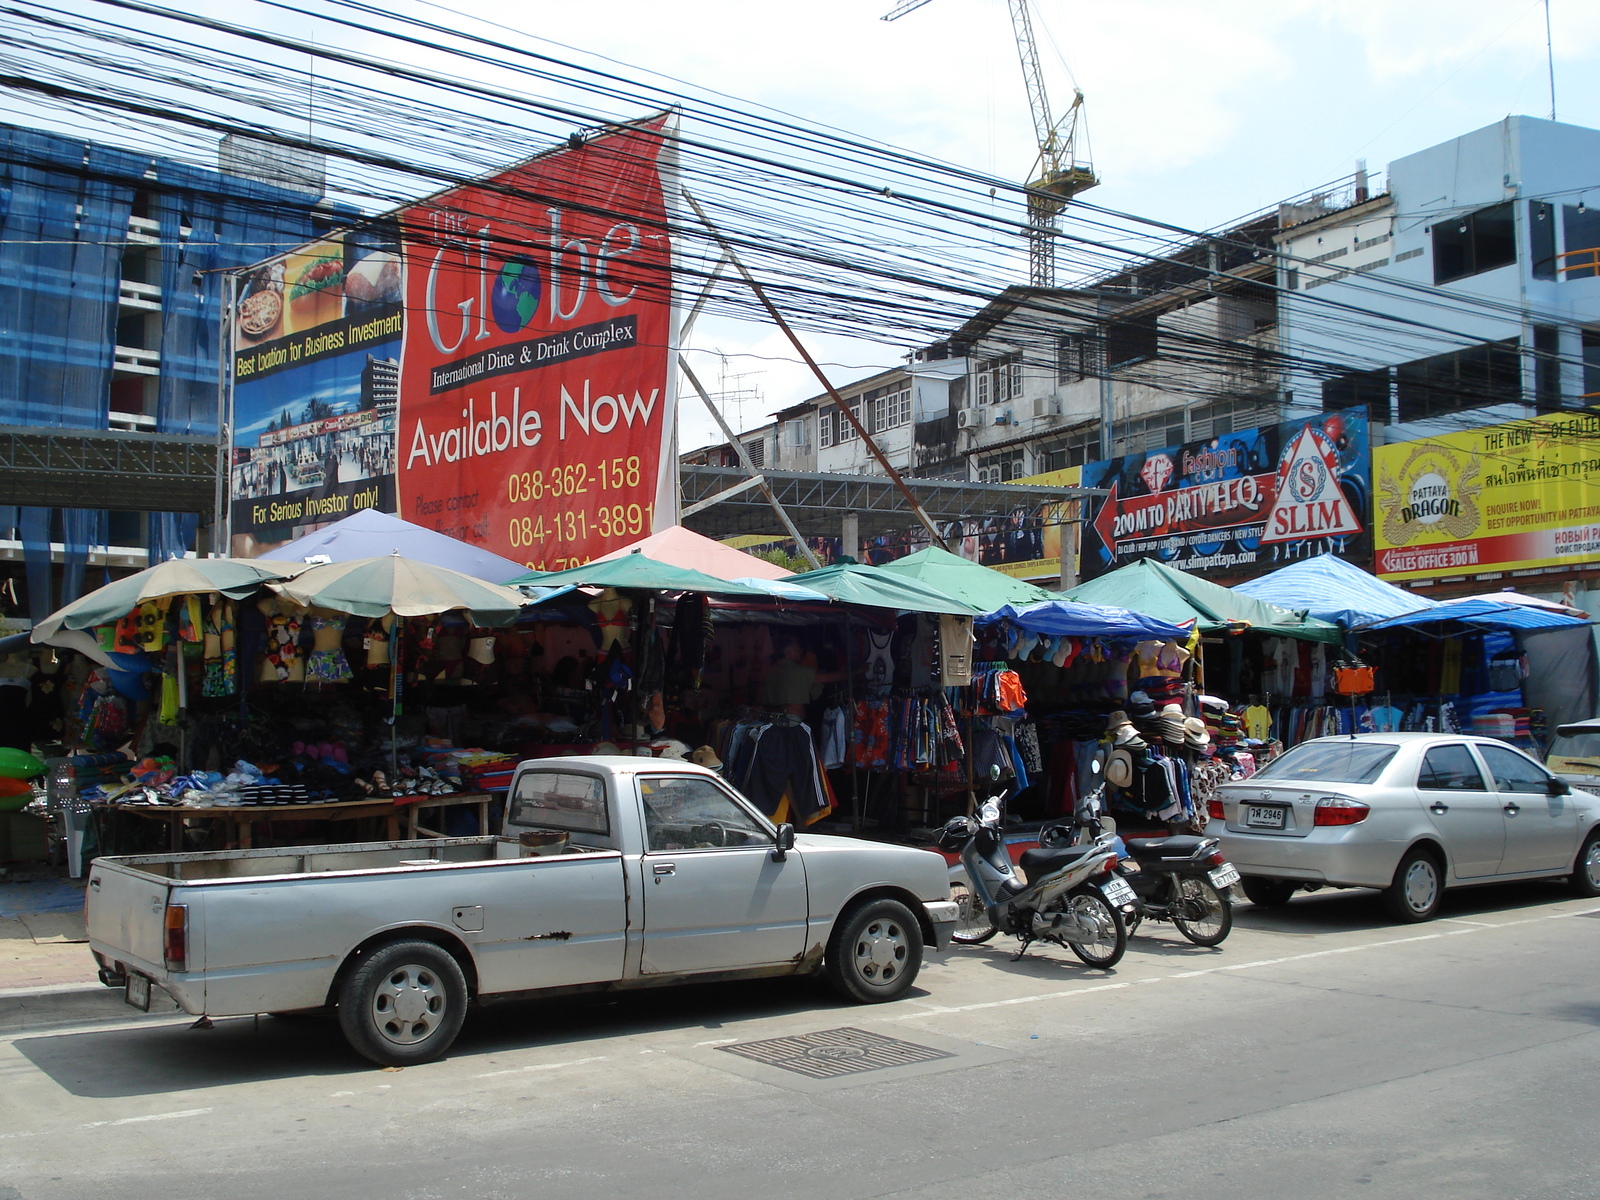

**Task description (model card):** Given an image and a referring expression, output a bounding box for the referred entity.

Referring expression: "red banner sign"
[397,116,676,569]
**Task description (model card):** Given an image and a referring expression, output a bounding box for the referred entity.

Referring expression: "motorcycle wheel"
[949,879,999,945]
[1053,890,1126,969]
[1172,876,1232,947]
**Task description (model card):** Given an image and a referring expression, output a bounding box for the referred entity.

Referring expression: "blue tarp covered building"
[0,123,347,618]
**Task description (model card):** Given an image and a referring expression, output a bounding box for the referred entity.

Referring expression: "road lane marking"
[475,1054,607,1079]
[81,1108,211,1128]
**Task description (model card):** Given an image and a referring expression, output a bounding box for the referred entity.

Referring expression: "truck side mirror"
[773,823,795,861]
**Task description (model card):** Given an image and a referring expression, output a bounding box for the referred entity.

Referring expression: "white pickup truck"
[87,756,958,1065]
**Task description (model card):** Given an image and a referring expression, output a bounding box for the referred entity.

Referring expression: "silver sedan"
[1208,733,1600,922]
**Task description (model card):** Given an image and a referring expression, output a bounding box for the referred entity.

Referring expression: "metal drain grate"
[718,1027,953,1079]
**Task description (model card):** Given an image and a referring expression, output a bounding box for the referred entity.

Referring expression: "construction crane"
[882,0,1098,286]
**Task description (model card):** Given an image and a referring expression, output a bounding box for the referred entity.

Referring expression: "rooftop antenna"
[1544,0,1556,121]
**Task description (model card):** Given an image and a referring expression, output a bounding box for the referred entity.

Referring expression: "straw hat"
[1159,703,1187,746]
[1105,710,1146,748]
[1183,716,1211,750]
[1105,746,1134,788]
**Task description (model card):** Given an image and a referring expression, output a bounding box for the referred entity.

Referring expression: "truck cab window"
[509,772,609,834]
[639,777,769,851]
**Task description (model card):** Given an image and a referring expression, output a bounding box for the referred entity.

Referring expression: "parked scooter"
[938,793,1138,968]
[1114,834,1238,946]
[1036,796,1238,947]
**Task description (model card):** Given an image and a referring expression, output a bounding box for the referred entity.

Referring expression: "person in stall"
[760,635,845,718]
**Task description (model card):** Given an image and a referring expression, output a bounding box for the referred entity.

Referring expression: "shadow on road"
[1234,877,1583,935]
[11,974,929,1098]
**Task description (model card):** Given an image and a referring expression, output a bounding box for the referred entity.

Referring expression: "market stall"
[1239,554,1597,753]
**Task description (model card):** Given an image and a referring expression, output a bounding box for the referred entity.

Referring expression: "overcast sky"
[448,0,1598,450]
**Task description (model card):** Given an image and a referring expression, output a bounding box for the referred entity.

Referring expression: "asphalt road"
[3,880,1598,1200]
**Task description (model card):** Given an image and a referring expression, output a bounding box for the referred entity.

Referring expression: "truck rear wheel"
[338,940,467,1067]
[825,898,923,1004]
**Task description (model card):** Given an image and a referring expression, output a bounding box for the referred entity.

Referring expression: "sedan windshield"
[1253,741,1398,785]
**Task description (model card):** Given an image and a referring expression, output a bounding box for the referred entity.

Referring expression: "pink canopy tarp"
[594,525,792,581]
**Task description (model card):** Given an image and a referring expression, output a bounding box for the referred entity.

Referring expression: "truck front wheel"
[825,898,923,1004]
[338,940,467,1067]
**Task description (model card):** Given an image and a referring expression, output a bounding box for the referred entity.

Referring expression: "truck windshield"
[1253,741,1398,785]
[509,772,608,834]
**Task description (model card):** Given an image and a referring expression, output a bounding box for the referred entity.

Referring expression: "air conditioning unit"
[956,408,981,429]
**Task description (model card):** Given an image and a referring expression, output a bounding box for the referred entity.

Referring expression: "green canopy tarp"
[787,562,984,616]
[509,551,768,597]
[1065,558,1341,643]
[879,546,1057,615]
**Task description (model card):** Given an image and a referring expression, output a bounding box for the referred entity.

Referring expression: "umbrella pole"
[174,643,188,772]
[390,619,401,784]
[841,613,859,835]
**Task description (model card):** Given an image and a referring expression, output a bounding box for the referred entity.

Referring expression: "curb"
[0,981,181,1035]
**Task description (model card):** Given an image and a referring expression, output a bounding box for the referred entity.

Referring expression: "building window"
[976,452,1025,483]
[1321,368,1389,416]
[1431,203,1516,284]
[865,383,911,433]
[973,355,1020,405]
[1395,339,1521,422]
[1187,397,1277,440]
[818,408,834,448]
[1109,410,1186,456]
[836,403,861,442]
[1106,315,1158,369]
[1563,204,1600,278]
[1534,325,1562,409]
[1039,429,1098,471]
[1530,201,1556,280]
[785,416,811,449]
[744,437,765,468]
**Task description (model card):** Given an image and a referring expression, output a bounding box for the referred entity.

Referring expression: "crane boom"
[880,0,1097,286]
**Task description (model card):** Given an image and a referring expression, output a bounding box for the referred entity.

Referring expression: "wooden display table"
[398,792,497,839]
[115,798,403,851]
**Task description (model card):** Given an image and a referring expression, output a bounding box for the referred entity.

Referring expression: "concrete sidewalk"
[1,910,99,991]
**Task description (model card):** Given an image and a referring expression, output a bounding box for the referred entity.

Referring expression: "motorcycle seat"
[1019,845,1097,879]
[1123,835,1208,861]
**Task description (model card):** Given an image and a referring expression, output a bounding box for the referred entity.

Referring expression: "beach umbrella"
[258,509,528,584]
[270,554,527,626]
[591,524,793,581]
[32,557,307,639]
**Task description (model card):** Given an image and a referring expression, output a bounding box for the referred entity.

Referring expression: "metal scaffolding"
[0,425,217,513]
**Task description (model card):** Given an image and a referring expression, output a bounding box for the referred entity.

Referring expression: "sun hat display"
[1158,703,1187,746]
[1184,717,1211,750]
[690,745,724,770]
[1104,746,1134,788]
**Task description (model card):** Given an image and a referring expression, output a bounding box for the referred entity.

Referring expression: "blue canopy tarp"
[259,509,527,584]
[986,600,1192,641]
[1233,554,1435,628]
[1362,598,1588,632]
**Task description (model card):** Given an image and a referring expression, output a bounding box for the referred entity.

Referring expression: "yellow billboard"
[1373,410,1600,580]
[968,465,1082,581]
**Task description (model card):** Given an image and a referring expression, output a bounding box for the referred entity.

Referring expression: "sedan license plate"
[1245,805,1288,830]
[1100,876,1137,907]
[124,972,152,1013]
[1208,863,1241,889]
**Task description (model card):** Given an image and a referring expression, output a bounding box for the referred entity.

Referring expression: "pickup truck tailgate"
[86,861,170,971]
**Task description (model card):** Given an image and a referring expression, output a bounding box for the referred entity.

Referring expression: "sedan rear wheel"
[1570,828,1600,898]
[1382,847,1444,923]
[1241,877,1296,908]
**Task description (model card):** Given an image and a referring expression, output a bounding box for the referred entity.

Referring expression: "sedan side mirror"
[773,822,796,861]
[1547,776,1570,796]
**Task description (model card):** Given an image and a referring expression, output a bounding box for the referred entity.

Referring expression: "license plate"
[124,972,152,1012]
[1100,876,1137,907]
[1209,863,1241,889]
[1245,805,1288,829]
